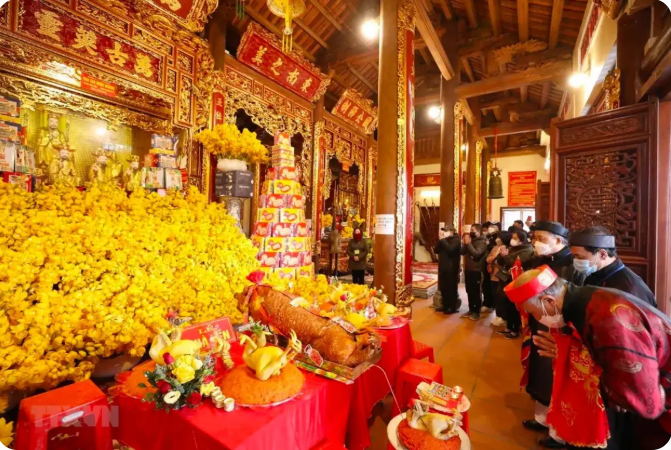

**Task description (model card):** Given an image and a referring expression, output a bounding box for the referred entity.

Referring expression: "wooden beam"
[332,72,351,89]
[517,0,529,42]
[480,96,521,109]
[413,0,456,80]
[515,46,573,67]
[487,0,502,37]
[479,117,552,136]
[420,48,434,66]
[346,63,378,93]
[458,34,518,58]
[416,91,441,105]
[307,0,342,31]
[245,9,316,61]
[455,59,572,97]
[461,57,475,82]
[520,85,528,103]
[419,0,434,13]
[496,145,546,158]
[293,18,329,49]
[549,0,565,50]
[436,0,453,20]
[540,81,551,108]
[342,48,378,65]
[493,106,502,121]
[464,0,478,28]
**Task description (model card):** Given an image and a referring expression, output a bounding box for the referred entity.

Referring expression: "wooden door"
[550,101,658,288]
[535,181,551,221]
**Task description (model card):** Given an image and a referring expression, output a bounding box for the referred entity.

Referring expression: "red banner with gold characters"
[212,92,225,126]
[81,73,117,97]
[237,23,330,102]
[508,171,537,206]
[414,173,440,187]
[17,0,162,85]
[332,89,378,135]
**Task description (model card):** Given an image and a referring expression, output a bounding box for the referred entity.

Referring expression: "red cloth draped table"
[346,322,413,450]
[112,345,352,450]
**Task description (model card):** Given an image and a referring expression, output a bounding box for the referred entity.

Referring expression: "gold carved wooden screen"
[0,0,215,190]
[323,113,373,235]
[550,101,658,287]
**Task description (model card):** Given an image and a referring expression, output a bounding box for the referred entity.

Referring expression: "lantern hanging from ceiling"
[267,0,306,52]
[487,127,504,199]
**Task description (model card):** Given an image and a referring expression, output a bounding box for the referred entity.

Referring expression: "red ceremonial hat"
[504,265,558,304]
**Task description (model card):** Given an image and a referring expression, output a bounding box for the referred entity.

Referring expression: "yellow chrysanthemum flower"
[0,182,259,394]
[0,418,13,448]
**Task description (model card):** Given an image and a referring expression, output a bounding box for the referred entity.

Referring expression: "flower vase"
[217,158,248,172]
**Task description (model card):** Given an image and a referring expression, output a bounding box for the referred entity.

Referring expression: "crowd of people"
[433,219,669,450]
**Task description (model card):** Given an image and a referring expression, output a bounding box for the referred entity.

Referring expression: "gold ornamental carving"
[453,101,465,229]
[475,139,483,223]
[603,68,620,111]
[0,73,171,134]
[398,0,416,31]
[312,120,325,248]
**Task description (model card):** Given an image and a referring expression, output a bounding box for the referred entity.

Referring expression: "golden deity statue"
[48,148,79,186]
[106,148,123,184]
[89,148,115,186]
[123,155,142,191]
[36,109,71,168]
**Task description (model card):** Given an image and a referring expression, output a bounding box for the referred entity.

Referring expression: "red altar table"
[347,323,413,450]
[112,323,412,450]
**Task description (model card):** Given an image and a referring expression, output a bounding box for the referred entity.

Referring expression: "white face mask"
[488,228,496,234]
[534,241,551,256]
[510,238,521,247]
[573,258,597,276]
[539,299,565,329]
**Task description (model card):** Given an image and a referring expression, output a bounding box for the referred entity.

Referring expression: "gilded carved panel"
[133,27,175,56]
[76,0,131,35]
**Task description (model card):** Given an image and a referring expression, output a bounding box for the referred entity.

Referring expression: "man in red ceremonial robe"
[505,266,671,450]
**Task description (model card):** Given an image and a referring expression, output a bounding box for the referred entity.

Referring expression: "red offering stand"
[14,380,113,450]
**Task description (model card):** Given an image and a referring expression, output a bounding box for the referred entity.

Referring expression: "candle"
[448,392,460,410]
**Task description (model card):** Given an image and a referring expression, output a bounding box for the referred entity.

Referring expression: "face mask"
[488,228,496,234]
[534,241,551,256]
[539,300,565,329]
[510,238,520,247]
[573,258,597,276]
[470,232,478,239]
[445,232,453,238]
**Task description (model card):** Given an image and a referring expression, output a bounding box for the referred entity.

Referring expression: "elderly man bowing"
[505,266,671,449]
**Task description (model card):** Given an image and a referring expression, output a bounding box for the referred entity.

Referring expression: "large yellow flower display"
[0,182,259,398]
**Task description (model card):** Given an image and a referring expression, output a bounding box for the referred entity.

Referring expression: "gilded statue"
[48,148,79,186]
[106,149,123,184]
[123,155,142,192]
[89,148,114,186]
[36,111,71,168]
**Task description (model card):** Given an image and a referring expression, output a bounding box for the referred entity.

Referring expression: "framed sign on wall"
[508,171,537,207]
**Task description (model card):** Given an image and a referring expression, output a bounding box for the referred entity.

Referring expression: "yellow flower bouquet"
[0,182,259,398]
[194,124,269,165]
[322,213,333,229]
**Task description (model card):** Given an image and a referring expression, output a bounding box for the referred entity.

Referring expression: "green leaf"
[138,383,147,388]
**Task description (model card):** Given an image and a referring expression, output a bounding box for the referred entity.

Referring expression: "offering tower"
[251,132,313,280]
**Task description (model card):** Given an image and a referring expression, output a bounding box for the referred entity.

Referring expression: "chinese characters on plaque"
[331,89,378,135]
[237,23,330,102]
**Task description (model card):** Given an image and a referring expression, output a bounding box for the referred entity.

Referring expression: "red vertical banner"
[315,125,325,237]
[404,27,415,286]
[212,92,225,127]
[508,171,537,206]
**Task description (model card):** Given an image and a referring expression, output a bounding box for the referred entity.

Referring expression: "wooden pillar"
[438,19,461,230]
[206,6,228,70]
[617,8,651,106]
[464,123,478,224]
[374,0,416,306]
[481,141,490,221]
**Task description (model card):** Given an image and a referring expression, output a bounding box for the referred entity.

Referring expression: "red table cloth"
[113,322,412,450]
[113,348,352,450]
[346,323,413,450]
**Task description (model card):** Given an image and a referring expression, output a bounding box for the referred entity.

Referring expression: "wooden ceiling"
[225,0,590,154]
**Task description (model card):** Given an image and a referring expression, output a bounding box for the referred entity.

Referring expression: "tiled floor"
[368,286,548,450]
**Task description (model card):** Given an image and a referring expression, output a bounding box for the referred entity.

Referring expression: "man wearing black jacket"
[523,220,575,449]
[434,225,462,314]
[460,224,487,321]
[569,226,657,308]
